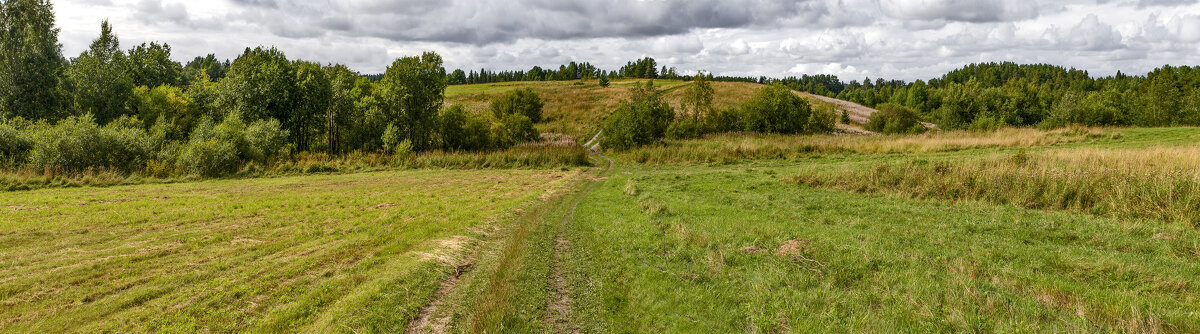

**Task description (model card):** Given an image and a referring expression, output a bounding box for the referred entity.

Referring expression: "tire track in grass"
[546,130,612,333]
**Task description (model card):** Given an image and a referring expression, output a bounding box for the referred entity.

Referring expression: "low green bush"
[439,105,494,151]
[27,114,153,173]
[490,88,544,123]
[601,82,674,151]
[866,103,926,134]
[493,113,539,147]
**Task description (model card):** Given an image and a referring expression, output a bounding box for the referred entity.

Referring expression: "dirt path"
[545,130,611,332]
[406,239,481,334]
[795,91,877,125]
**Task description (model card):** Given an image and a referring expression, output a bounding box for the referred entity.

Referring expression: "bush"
[968,116,1002,133]
[600,82,674,151]
[493,113,539,148]
[244,118,289,164]
[708,107,745,133]
[382,123,403,154]
[177,115,240,176]
[666,118,705,140]
[599,76,610,87]
[741,84,822,134]
[866,103,926,134]
[177,136,239,177]
[27,114,153,173]
[0,121,32,166]
[490,88,544,123]
[438,105,494,151]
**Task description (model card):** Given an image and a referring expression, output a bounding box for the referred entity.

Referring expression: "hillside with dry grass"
[444,80,855,141]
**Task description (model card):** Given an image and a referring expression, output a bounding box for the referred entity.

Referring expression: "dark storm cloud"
[225,0,833,45]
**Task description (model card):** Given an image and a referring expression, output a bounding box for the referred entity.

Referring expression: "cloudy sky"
[54,0,1200,81]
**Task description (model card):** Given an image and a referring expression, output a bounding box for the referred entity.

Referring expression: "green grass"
[0,169,579,333]
[559,161,1199,332]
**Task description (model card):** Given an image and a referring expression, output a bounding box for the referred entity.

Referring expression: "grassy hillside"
[445,80,766,141]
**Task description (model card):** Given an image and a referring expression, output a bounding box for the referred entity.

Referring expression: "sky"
[53,0,1200,81]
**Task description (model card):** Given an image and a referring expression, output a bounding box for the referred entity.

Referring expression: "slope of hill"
[445,80,877,140]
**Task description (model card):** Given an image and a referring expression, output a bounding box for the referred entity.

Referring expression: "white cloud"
[46,0,1200,80]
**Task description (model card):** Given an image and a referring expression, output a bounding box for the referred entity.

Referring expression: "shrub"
[599,76,610,87]
[841,110,851,124]
[244,118,289,164]
[666,118,705,140]
[177,137,239,177]
[490,88,544,123]
[601,82,674,151]
[177,116,240,176]
[382,124,402,154]
[866,103,926,134]
[27,114,153,173]
[493,113,539,148]
[741,84,819,134]
[708,107,745,133]
[968,116,1002,133]
[439,105,494,151]
[0,121,32,166]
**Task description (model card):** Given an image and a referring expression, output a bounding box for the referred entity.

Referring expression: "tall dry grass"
[793,144,1200,226]
[619,127,1110,165]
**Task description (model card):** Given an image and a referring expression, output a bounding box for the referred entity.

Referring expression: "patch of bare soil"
[741,246,767,254]
[367,202,396,210]
[775,238,812,257]
[407,235,477,334]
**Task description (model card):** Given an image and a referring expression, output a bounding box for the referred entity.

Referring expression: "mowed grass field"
[0,169,579,332]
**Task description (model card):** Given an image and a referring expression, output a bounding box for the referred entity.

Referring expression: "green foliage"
[125,42,182,87]
[601,82,674,150]
[866,103,925,134]
[665,117,705,140]
[379,52,446,151]
[0,121,32,165]
[681,72,715,120]
[244,118,289,164]
[177,113,288,176]
[27,113,152,173]
[493,113,539,148]
[968,116,1002,133]
[438,105,493,151]
[220,46,296,123]
[292,61,331,151]
[489,88,544,123]
[598,76,610,87]
[131,85,196,136]
[741,83,821,134]
[177,131,238,177]
[66,20,134,124]
[0,0,68,120]
[708,107,745,133]
[841,110,851,124]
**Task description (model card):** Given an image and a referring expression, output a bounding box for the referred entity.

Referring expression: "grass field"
[0,169,579,333]
[7,78,1200,333]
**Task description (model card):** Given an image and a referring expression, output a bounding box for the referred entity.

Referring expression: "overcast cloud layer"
[53,0,1200,81]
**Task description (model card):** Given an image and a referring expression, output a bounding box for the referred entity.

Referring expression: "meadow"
[6,78,1200,333]
[0,168,579,332]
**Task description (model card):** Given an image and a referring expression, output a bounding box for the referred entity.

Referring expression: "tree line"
[0,0,543,176]
[759,62,1200,130]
